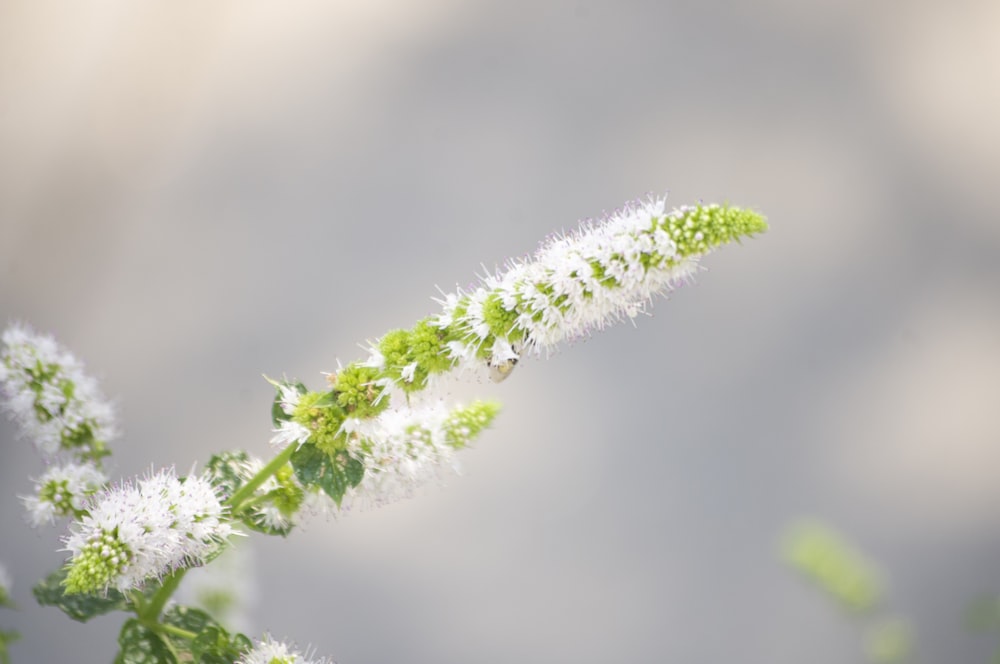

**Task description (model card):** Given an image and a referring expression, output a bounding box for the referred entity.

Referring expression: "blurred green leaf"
[192,626,253,664]
[965,595,1000,633]
[865,618,912,663]
[782,520,881,613]
[33,568,128,622]
[0,628,21,664]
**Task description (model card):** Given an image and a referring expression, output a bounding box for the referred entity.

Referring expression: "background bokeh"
[2,1,1000,662]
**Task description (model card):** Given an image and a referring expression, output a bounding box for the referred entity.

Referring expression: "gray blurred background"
[2,1,999,662]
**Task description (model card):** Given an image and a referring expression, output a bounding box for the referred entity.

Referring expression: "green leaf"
[33,568,128,622]
[114,619,175,664]
[192,627,253,664]
[0,586,13,609]
[206,450,251,497]
[965,595,1000,632]
[864,618,912,664]
[290,445,362,506]
[162,604,215,635]
[161,605,252,663]
[345,453,364,488]
[0,628,21,664]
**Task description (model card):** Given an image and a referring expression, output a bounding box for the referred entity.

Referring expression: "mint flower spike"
[62,468,235,594]
[0,323,117,462]
[361,197,767,391]
[22,460,108,527]
[444,199,768,368]
[341,400,500,509]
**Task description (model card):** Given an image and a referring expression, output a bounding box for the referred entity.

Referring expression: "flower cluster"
[344,400,500,508]
[22,462,108,527]
[63,469,233,594]
[267,381,501,511]
[0,324,116,460]
[206,450,318,536]
[357,199,767,396]
[265,196,765,511]
[0,193,766,662]
[1,325,118,529]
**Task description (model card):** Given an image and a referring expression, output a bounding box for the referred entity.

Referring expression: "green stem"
[128,589,147,615]
[226,443,296,512]
[139,568,187,622]
[237,494,269,511]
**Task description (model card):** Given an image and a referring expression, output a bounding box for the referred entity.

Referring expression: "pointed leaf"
[291,445,361,506]
[114,619,174,664]
[33,568,128,622]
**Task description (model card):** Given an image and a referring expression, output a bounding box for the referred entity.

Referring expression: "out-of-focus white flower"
[22,461,108,527]
[63,468,234,594]
[0,324,117,461]
[345,400,499,508]
[237,635,332,664]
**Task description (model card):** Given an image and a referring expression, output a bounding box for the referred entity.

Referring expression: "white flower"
[211,453,324,533]
[270,419,311,450]
[365,190,770,393]
[399,361,418,383]
[0,323,117,460]
[235,455,298,533]
[300,487,339,520]
[269,384,311,450]
[274,383,301,416]
[469,196,693,352]
[63,468,234,594]
[237,635,332,664]
[22,461,108,527]
[360,347,385,370]
[344,400,498,508]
